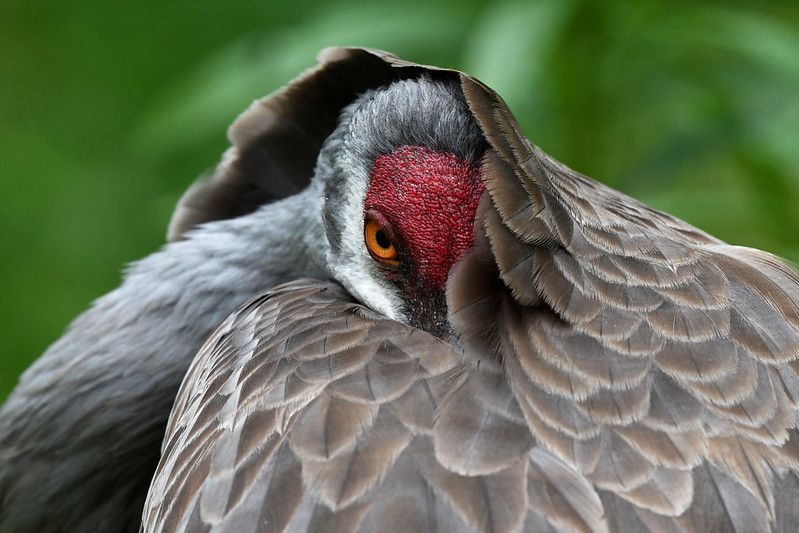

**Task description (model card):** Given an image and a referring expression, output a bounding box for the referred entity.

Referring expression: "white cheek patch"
[326,140,407,323]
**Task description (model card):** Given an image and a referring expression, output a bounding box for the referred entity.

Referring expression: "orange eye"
[365,217,399,265]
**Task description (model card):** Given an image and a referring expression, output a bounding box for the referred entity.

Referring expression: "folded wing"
[452,75,799,531]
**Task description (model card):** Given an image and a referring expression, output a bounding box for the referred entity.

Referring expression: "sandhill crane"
[3,47,799,532]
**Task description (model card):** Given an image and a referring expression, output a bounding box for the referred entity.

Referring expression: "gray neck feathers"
[0,187,327,532]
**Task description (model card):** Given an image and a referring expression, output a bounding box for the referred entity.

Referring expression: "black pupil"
[375,229,391,249]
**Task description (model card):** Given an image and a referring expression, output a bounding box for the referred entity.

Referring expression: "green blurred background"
[2,0,798,399]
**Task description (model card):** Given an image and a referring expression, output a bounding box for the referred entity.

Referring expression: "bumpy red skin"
[365,145,485,290]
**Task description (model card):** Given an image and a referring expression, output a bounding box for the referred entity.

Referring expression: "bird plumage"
[4,46,799,532]
[0,189,328,531]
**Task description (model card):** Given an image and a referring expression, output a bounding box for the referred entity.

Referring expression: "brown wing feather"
[457,73,799,530]
[166,48,430,242]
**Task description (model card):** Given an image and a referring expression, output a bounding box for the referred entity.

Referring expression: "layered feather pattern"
[143,48,799,531]
[458,73,799,530]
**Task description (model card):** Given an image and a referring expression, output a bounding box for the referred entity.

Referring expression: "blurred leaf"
[462,0,575,122]
[692,7,799,81]
[133,1,471,158]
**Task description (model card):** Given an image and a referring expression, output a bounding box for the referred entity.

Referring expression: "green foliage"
[1,0,797,399]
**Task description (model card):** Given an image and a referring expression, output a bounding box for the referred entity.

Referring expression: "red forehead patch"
[365,145,485,289]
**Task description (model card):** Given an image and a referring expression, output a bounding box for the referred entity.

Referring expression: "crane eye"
[365,217,399,266]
